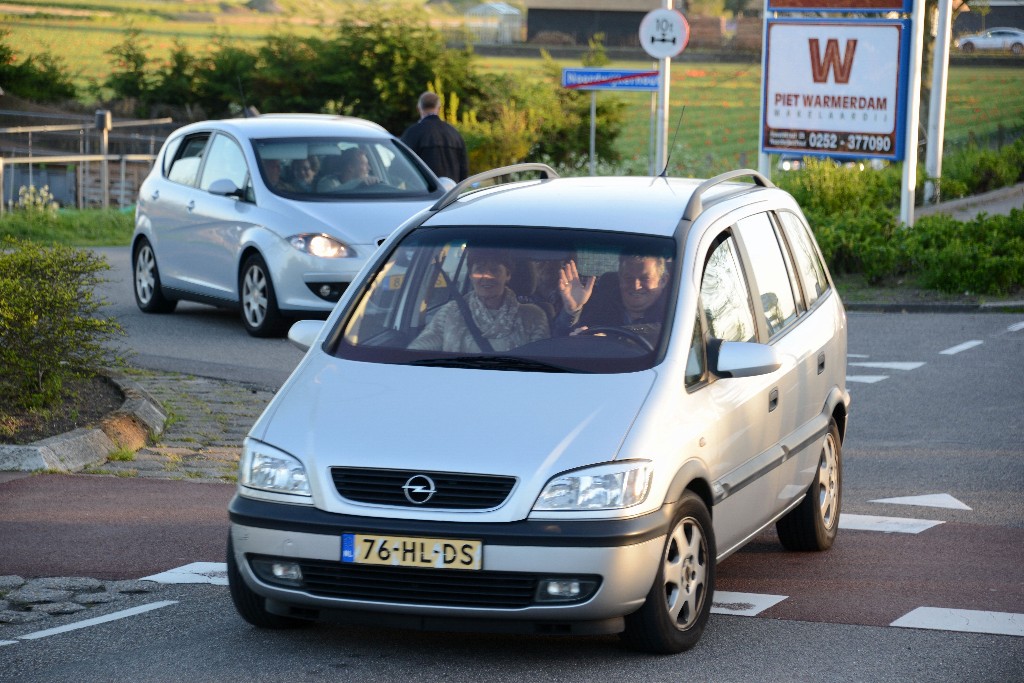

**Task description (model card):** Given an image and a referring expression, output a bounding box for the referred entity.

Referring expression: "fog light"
[272,562,303,582]
[319,284,332,297]
[535,578,599,603]
[251,558,304,587]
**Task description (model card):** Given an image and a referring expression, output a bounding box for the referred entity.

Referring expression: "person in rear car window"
[408,248,550,353]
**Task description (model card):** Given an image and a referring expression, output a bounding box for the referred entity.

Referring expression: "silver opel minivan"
[227,165,849,653]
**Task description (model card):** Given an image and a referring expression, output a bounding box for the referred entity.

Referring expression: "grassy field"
[5,4,1024,172]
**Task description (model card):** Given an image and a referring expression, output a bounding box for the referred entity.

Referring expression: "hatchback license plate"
[342,533,482,570]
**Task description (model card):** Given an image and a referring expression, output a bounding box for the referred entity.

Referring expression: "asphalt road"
[2,257,1022,679]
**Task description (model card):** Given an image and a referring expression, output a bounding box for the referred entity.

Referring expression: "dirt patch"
[0,375,124,445]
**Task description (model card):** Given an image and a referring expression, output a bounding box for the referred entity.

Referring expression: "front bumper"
[229,494,672,632]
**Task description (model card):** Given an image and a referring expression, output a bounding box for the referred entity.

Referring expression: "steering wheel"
[577,326,655,352]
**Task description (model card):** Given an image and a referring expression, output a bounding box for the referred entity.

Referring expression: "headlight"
[533,461,652,511]
[289,233,351,258]
[240,440,311,496]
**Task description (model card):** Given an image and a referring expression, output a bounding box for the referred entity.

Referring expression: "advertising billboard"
[761,19,912,161]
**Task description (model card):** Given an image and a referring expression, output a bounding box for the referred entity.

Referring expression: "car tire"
[1012,43,1023,55]
[961,42,975,53]
[227,535,305,629]
[621,491,715,654]
[776,417,842,551]
[239,253,288,337]
[132,238,177,313]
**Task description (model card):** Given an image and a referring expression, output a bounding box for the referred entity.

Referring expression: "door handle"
[768,387,779,413]
[817,352,826,375]
[151,190,159,201]
[186,200,195,212]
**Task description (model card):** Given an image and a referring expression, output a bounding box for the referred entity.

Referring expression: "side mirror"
[208,178,244,198]
[710,340,781,379]
[287,320,325,352]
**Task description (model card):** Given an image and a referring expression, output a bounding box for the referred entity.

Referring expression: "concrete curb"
[844,299,1024,314]
[0,372,166,473]
[917,182,1024,219]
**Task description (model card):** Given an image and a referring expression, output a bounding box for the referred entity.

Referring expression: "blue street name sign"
[561,68,659,92]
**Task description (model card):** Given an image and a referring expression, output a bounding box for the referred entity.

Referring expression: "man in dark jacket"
[401,91,469,182]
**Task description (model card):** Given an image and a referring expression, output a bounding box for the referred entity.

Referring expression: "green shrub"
[908,210,1024,295]
[0,237,124,410]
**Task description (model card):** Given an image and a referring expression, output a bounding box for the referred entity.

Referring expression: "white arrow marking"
[846,375,888,384]
[711,591,788,617]
[1008,321,1024,332]
[839,514,943,534]
[940,340,983,355]
[848,361,925,371]
[871,493,971,510]
[891,607,1024,637]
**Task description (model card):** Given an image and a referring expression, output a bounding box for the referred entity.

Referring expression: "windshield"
[253,136,434,199]
[330,226,677,373]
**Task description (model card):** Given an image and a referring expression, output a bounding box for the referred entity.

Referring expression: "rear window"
[329,226,677,374]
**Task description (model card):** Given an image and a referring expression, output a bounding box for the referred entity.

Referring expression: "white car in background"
[132,114,450,336]
[956,27,1024,54]
[228,164,850,653]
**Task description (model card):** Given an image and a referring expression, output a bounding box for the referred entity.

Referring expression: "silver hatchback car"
[227,165,850,653]
[132,114,449,336]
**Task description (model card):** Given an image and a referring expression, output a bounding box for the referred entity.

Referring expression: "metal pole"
[925,0,953,204]
[649,88,657,176]
[758,0,772,179]
[655,0,672,173]
[590,91,597,176]
[0,159,5,216]
[900,0,927,228]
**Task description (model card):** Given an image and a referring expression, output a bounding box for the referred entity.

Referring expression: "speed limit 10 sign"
[639,8,690,59]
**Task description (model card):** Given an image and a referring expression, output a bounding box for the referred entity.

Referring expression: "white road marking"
[846,375,889,384]
[141,562,228,585]
[848,361,925,371]
[17,601,178,641]
[0,640,18,647]
[839,514,944,534]
[1008,321,1024,332]
[711,591,788,617]
[847,353,870,358]
[940,340,983,355]
[891,607,1024,637]
[871,493,971,510]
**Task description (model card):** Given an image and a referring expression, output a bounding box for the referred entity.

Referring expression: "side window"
[166,134,209,187]
[199,133,249,193]
[735,214,798,338]
[700,234,756,343]
[778,211,830,308]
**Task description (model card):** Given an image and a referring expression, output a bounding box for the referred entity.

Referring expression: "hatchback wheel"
[240,253,287,337]
[132,238,177,313]
[621,491,715,654]
[961,42,975,53]
[227,535,305,629]
[777,417,842,551]
[1012,42,1023,55]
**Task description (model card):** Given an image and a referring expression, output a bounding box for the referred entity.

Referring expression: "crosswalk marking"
[17,601,178,641]
[141,562,227,586]
[891,607,1024,637]
[839,514,944,534]
[711,591,788,617]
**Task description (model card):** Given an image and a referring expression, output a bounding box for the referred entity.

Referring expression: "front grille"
[331,467,516,510]
[297,559,537,608]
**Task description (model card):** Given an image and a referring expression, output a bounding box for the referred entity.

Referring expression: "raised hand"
[557,260,595,315]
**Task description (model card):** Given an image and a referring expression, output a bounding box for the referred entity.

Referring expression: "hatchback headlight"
[289,233,351,258]
[240,440,311,496]
[533,461,652,511]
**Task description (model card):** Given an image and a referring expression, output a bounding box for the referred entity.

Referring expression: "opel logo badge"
[402,475,437,504]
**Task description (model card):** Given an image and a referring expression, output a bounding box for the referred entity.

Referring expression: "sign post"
[639,5,689,174]
[562,68,659,175]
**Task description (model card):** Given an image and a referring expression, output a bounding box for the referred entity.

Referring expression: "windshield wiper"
[409,355,570,373]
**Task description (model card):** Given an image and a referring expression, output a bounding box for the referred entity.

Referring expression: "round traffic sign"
[639,8,690,59]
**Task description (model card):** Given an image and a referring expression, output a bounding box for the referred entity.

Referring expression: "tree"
[0,30,76,102]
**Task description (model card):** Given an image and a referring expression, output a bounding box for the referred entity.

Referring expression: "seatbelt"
[432,259,494,353]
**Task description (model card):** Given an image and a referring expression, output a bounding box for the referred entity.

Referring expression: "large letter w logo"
[808,38,857,84]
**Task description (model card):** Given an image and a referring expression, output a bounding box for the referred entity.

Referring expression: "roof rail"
[430,163,559,212]
[682,168,774,222]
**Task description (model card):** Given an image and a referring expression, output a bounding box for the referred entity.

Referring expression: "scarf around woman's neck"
[468,288,520,340]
